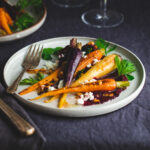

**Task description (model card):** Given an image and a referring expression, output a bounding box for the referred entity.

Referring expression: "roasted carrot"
[58,93,67,108]
[57,54,118,108]
[44,95,60,103]
[0,8,13,34]
[27,68,49,74]
[58,41,82,108]
[72,54,118,87]
[19,67,61,95]
[74,50,103,76]
[5,12,13,25]
[30,79,129,100]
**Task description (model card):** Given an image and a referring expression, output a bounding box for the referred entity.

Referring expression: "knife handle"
[0,99,35,136]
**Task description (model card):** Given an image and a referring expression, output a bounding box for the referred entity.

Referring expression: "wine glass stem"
[100,0,108,19]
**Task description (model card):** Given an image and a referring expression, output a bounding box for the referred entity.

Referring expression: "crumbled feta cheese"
[83,55,87,58]
[58,80,64,89]
[77,98,84,105]
[76,92,95,105]
[84,80,89,84]
[83,92,94,101]
[93,58,99,65]
[88,92,94,100]
[61,54,64,58]
[82,51,87,58]
[58,54,65,58]
[80,94,84,99]
[48,86,56,91]
[87,63,91,68]
[89,79,97,83]
[44,61,59,70]
[82,51,86,56]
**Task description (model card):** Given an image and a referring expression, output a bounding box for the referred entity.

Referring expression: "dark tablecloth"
[0,0,149,149]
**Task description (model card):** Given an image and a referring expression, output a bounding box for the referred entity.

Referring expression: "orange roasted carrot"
[74,50,103,76]
[5,12,13,25]
[30,79,127,100]
[27,68,48,74]
[0,8,13,34]
[19,67,61,95]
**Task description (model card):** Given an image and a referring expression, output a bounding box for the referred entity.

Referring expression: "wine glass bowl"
[81,0,124,28]
[51,0,90,8]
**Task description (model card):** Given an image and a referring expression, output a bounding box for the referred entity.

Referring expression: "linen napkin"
[0,82,46,150]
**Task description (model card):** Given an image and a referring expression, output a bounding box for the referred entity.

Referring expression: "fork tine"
[39,46,43,59]
[34,45,43,66]
[30,45,36,59]
[34,45,40,61]
[24,45,33,62]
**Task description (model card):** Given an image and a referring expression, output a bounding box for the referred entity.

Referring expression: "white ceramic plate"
[3,37,146,117]
[0,0,47,42]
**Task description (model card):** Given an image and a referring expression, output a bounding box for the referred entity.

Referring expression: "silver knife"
[0,98,35,136]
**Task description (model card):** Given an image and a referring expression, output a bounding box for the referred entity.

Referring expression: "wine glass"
[51,0,90,8]
[81,0,124,28]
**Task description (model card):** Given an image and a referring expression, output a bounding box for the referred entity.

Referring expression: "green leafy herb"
[20,72,44,85]
[36,72,44,81]
[105,45,116,56]
[95,38,116,56]
[42,47,63,60]
[115,56,136,80]
[12,13,34,31]
[16,0,42,10]
[20,77,38,85]
[95,38,108,50]
[125,74,135,81]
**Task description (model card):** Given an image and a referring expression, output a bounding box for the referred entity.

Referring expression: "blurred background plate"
[0,0,47,42]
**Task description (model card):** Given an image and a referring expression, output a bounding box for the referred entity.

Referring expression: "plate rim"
[3,36,146,117]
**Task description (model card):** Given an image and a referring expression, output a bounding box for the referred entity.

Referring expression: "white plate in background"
[0,0,47,42]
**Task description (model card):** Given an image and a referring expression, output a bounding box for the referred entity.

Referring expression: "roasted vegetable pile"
[19,38,136,108]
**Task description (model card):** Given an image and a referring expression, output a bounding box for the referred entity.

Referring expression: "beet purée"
[83,74,128,106]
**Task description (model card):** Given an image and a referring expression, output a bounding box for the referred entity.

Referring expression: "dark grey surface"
[0,83,46,150]
[0,0,150,149]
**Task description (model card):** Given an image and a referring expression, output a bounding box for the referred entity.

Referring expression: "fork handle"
[7,68,26,94]
[0,99,35,136]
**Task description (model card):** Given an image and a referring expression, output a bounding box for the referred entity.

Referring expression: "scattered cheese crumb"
[76,92,95,105]
[82,51,87,58]
[84,92,94,101]
[83,55,87,58]
[58,80,64,89]
[77,98,84,105]
[84,80,89,84]
[87,63,91,68]
[48,86,56,91]
[89,79,97,83]
[44,60,59,70]
[93,58,99,65]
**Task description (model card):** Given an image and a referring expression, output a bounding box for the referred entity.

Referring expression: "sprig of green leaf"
[95,38,116,56]
[20,72,44,85]
[11,13,34,31]
[42,47,63,60]
[16,0,42,11]
[115,56,136,81]
[20,77,38,85]
[36,72,44,81]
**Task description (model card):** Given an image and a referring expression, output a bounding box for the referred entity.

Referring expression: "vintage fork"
[7,45,43,94]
